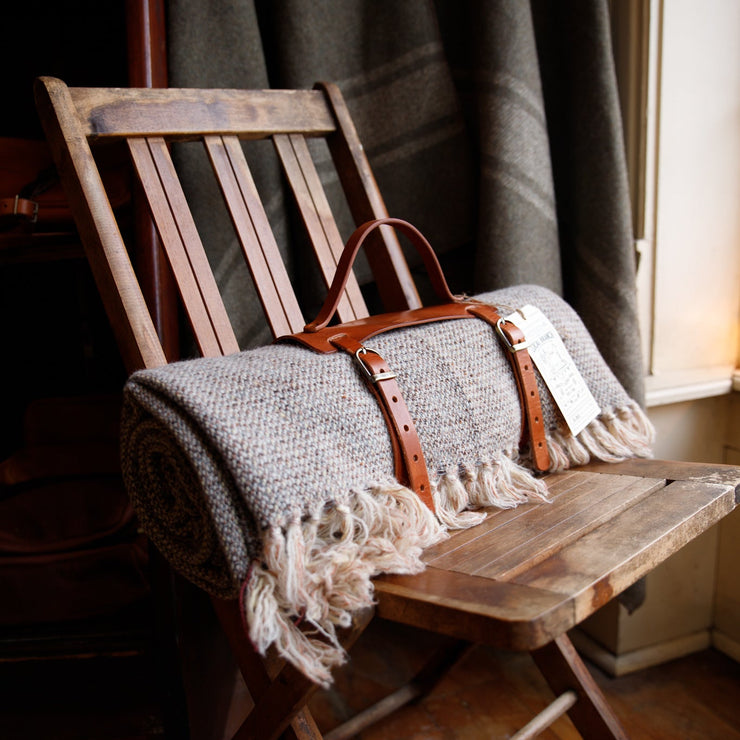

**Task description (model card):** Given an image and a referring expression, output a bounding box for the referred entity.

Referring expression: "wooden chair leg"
[531,634,628,740]
[324,638,472,740]
[284,707,324,740]
[149,550,191,739]
[212,598,374,740]
[176,583,252,740]
[231,661,323,740]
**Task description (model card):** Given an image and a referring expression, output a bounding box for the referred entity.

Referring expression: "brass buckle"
[13,195,39,223]
[495,317,529,353]
[354,347,397,384]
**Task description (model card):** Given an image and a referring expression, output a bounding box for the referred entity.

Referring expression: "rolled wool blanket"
[121,284,653,685]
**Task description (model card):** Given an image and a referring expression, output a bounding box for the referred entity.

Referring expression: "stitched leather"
[331,334,435,513]
[468,304,550,472]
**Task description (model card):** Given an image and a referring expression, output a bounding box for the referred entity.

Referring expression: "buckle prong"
[354,347,397,383]
[495,317,530,353]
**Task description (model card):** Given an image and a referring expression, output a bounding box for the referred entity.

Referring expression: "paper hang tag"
[505,305,600,437]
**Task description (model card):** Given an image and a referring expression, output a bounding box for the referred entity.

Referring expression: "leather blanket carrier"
[121,218,654,686]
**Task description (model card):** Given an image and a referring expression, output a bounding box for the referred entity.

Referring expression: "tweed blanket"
[121,285,653,685]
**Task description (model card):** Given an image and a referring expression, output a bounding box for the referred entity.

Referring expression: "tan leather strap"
[288,297,551,475]
[468,304,550,472]
[332,334,435,513]
[304,218,456,334]
[0,195,38,222]
[293,218,549,481]
[289,301,475,353]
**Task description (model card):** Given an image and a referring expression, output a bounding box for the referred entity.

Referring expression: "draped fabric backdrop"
[167,0,645,406]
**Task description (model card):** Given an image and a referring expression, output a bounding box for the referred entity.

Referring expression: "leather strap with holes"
[331,334,435,513]
[468,304,550,472]
[284,217,551,513]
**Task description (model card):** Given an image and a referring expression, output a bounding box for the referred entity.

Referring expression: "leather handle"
[304,217,456,333]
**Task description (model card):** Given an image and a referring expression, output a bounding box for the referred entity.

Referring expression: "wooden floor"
[311,620,740,739]
[1,619,739,739]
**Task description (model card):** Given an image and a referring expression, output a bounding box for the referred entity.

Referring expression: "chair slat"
[274,133,368,324]
[426,473,641,574]
[319,81,421,311]
[204,135,304,337]
[374,566,573,650]
[375,471,738,650]
[127,137,239,356]
[70,87,337,140]
[421,472,584,564]
[472,475,664,581]
[34,76,167,373]
[512,478,737,624]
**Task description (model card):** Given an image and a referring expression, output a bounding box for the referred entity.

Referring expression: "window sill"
[645,366,736,407]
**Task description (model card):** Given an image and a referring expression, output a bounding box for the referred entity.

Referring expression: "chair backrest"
[34,77,422,372]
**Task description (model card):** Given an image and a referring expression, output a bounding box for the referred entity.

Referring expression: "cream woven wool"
[121,285,654,685]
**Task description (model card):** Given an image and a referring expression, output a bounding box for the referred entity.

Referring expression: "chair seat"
[375,458,739,651]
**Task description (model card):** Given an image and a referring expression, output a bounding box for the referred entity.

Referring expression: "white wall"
[646,0,740,391]
[582,0,740,672]
[645,0,740,660]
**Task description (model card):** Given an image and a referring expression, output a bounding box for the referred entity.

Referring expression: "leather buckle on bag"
[8,195,39,223]
[354,347,397,384]
[495,317,529,353]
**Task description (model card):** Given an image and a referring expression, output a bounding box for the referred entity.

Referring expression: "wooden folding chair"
[35,76,739,740]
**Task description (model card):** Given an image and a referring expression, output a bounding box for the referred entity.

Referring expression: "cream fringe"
[433,454,550,529]
[245,403,653,687]
[546,400,655,471]
[244,453,553,687]
[246,483,442,686]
